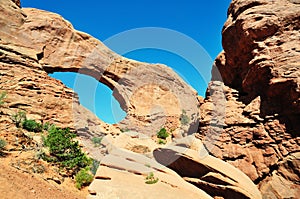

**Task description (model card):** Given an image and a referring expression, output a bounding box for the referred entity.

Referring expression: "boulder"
[153,146,262,199]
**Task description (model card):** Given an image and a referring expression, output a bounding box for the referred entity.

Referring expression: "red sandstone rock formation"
[1,0,299,198]
[199,0,300,198]
[0,0,199,140]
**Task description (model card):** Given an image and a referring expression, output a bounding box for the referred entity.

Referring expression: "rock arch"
[14,8,200,135]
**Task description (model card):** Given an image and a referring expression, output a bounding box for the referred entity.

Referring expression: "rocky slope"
[88,133,261,199]
[0,159,86,199]
[199,0,300,198]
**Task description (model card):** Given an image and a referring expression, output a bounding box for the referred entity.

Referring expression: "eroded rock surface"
[0,0,199,162]
[216,0,300,132]
[199,0,300,198]
[3,5,199,136]
[88,148,213,199]
[153,145,262,199]
[259,152,300,198]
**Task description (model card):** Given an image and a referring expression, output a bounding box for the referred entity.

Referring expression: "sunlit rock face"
[0,0,199,137]
[198,0,300,198]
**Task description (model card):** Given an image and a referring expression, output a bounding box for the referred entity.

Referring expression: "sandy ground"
[0,155,88,199]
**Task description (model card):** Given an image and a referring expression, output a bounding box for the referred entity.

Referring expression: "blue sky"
[21,0,231,124]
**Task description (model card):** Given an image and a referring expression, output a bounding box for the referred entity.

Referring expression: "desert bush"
[75,167,94,189]
[157,128,169,139]
[43,127,91,174]
[0,139,6,151]
[0,91,7,106]
[42,122,51,131]
[22,119,43,132]
[31,163,46,174]
[11,111,26,127]
[91,137,102,147]
[158,139,166,145]
[90,159,100,175]
[145,163,151,168]
[35,148,46,160]
[120,128,130,132]
[145,172,159,184]
[180,109,190,125]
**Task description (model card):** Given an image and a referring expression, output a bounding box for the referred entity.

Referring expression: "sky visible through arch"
[21,0,231,124]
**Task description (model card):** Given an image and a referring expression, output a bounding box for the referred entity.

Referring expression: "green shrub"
[0,91,7,106]
[43,127,91,174]
[47,123,58,132]
[91,137,102,147]
[75,167,94,189]
[145,172,159,184]
[158,139,166,145]
[11,111,26,127]
[0,139,6,151]
[120,128,130,132]
[180,109,190,125]
[157,128,169,139]
[145,163,151,168]
[22,119,43,132]
[90,159,100,175]
[43,122,50,131]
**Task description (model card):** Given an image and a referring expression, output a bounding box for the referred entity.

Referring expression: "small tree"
[43,127,91,174]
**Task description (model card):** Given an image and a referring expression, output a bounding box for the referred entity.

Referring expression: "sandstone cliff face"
[217,0,300,132]
[199,0,300,198]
